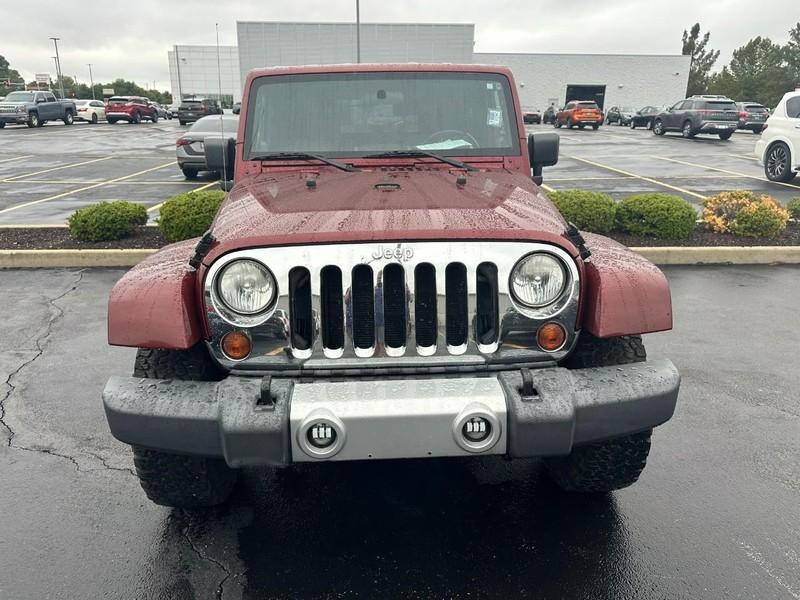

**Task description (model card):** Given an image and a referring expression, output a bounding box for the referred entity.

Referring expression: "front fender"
[580,233,672,338]
[108,239,203,349]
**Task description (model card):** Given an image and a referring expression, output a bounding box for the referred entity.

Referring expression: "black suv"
[542,105,557,124]
[653,95,739,140]
[177,98,223,125]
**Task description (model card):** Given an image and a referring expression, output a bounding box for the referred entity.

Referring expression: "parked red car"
[105,96,158,124]
[554,101,603,130]
[102,63,679,509]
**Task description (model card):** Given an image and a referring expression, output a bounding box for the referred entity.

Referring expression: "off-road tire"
[132,446,236,508]
[131,345,233,508]
[545,334,652,493]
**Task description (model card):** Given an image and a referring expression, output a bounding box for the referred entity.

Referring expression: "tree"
[709,37,793,107]
[787,22,800,86]
[682,23,720,96]
[0,55,23,96]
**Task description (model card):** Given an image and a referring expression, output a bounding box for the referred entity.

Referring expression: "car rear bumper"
[738,120,766,130]
[103,359,680,467]
[699,120,737,132]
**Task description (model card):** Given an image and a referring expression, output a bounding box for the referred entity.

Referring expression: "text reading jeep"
[103,64,680,508]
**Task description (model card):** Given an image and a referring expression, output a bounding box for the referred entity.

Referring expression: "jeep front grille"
[204,241,580,370]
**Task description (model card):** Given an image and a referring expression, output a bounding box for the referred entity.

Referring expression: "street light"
[355,0,361,64]
[50,37,65,99]
[87,63,95,100]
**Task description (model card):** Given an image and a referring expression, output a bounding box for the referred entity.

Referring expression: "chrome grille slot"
[320,266,344,351]
[445,263,468,351]
[382,263,407,350]
[414,263,438,350]
[351,264,375,351]
[288,267,313,354]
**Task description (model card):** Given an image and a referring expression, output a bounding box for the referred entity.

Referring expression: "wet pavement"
[0,266,798,599]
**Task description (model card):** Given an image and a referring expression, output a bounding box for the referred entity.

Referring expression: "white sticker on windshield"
[487,109,503,128]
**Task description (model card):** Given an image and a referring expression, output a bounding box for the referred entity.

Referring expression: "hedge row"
[67,190,226,242]
[548,190,696,239]
[549,189,794,239]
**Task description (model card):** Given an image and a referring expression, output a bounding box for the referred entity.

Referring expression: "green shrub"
[68,201,148,242]
[702,191,790,238]
[158,190,225,242]
[616,193,697,239]
[787,198,800,220]
[547,189,616,234]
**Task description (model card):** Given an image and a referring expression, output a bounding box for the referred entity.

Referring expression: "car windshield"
[745,105,767,113]
[576,102,599,109]
[190,116,239,133]
[4,92,35,102]
[704,101,736,110]
[108,97,131,103]
[74,100,90,106]
[620,107,635,112]
[245,71,519,158]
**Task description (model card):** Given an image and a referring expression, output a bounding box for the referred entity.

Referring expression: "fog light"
[221,330,251,360]
[537,322,566,352]
[307,422,336,449]
[462,417,491,442]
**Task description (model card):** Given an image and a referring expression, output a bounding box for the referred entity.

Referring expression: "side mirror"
[528,132,559,185]
[205,135,236,181]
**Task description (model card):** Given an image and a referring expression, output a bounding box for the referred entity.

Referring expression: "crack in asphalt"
[0,271,129,478]
[177,513,234,600]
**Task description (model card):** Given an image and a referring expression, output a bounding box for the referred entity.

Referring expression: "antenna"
[216,23,228,186]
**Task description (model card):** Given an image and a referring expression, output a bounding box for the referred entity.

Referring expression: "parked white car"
[73,99,106,124]
[755,88,800,182]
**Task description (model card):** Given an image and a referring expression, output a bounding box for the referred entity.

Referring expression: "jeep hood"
[205,168,576,264]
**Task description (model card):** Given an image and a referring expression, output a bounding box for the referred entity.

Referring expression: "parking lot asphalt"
[0,119,218,225]
[0,266,798,600]
[0,120,798,226]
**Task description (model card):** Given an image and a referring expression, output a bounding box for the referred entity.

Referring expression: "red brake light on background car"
[175,138,189,146]
[739,111,748,118]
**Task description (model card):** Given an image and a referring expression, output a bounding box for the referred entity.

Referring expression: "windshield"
[245,71,519,158]
[575,102,599,109]
[108,97,131,103]
[4,92,35,102]
[745,105,767,113]
[704,101,736,110]
[191,116,239,133]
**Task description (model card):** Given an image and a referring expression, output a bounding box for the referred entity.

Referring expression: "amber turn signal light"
[537,322,566,352]
[221,330,251,360]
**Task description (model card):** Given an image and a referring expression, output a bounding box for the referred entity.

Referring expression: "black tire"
[179,120,186,126]
[181,167,199,180]
[91,113,98,124]
[681,120,694,138]
[718,131,732,140]
[131,345,233,508]
[544,334,652,493]
[753,127,762,134]
[63,111,74,125]
[151,113,158,123]
[0,122,5,129]
[629,120,636,129]
[764,142,796,183]
[132,112,142,124]
[553,120,561,129]
[578,124,585,129]
[653,119,665,136]
[592,124,599,130]
[567,118,574,129]
[27,112,39,128]
[108,118,117,124]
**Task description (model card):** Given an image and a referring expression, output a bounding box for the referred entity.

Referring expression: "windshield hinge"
[189,231,216,269]
[565,223,591,260]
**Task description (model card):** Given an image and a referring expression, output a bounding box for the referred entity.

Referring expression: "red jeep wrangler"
[103,64,679,508]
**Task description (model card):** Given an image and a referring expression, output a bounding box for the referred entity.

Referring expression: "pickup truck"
[0,90,76,128]
[102,63,680,509]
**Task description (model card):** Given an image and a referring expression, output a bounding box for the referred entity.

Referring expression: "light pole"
[87,63,95,99]
[174,45,184,102]
[51,57,59,92]
[355,0,361,64]
[50,37,65,99]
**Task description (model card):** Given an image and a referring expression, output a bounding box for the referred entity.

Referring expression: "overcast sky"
[1,0,796,91]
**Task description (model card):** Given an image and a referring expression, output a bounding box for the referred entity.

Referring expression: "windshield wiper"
[364,150,478,171]
[250,152,358,172]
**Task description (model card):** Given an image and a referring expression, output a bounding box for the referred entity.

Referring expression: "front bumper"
[103,359,680,467]
[0,113,28,124]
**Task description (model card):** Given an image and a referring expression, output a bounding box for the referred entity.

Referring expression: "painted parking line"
[2,156,114,182]
[0,179,202,186]
[650,155,800,191]
[566,155,707,200]
[0,155,34,164]
[0,160,177,215]
[146,181,219,213]
[547,174,750,182]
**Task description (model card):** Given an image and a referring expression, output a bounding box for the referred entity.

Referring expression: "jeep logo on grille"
[372,245,414,262]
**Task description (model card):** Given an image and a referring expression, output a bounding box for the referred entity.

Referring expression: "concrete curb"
[1,246,799,269]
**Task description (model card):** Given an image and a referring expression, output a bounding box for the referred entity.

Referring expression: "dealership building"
[168,22,689,110]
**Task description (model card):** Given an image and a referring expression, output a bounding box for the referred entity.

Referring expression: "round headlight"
[510,253,567,307]
[217,259,276,315]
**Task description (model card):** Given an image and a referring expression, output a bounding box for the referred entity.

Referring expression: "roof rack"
[689,94,730,99]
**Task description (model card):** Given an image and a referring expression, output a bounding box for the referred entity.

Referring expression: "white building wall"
[168,45,242,102]
[475,53,690,111]
[237,22,474,83]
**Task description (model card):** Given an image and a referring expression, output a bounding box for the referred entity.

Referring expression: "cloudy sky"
[1,0,796,91]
